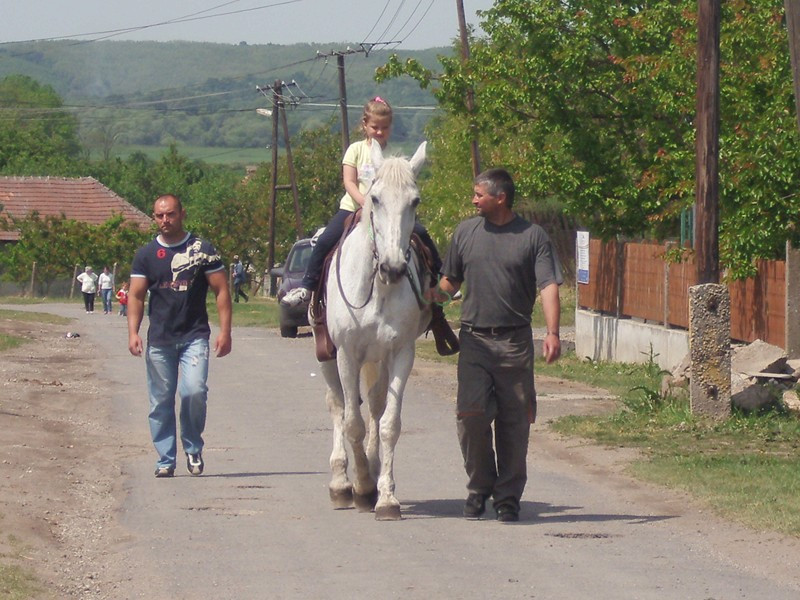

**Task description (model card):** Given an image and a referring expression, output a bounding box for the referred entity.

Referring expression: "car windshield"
[288,243,313,272]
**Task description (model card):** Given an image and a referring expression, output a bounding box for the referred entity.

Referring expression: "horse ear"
[370,139,384,170]
[409,141,427,176]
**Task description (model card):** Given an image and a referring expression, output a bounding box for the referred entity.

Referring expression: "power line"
[0,1,301,45]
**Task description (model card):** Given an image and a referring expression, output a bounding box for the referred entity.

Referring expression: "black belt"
[461,324,529,336]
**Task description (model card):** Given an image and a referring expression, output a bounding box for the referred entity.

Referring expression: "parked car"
[270,237,313,338]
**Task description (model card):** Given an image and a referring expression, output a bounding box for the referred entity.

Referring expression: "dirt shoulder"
[0,316,124,598]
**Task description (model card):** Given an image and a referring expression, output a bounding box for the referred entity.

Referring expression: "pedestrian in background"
[76,266,98,313]
[116,281,129,316]
[232,255,248,303]
[98,266,114,314]
[127,194,232,478]
[429,168,562,522]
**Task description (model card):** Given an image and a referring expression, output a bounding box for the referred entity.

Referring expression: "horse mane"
[377,155,416,188]
[363,155,417,221]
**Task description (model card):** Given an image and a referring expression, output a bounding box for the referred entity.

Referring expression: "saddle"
[309,212,361,362]
[309,211,459,362]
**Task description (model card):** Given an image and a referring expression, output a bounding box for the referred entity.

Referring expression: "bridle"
[335,180,417,311]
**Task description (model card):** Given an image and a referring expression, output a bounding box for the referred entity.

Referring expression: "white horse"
[316,140,431,521]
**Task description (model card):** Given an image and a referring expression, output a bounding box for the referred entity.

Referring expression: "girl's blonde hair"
[362,96,393,130]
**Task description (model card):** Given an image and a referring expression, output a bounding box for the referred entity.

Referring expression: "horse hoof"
[353,490,378,512]
[375,504,402,521]
[329,487,353,509]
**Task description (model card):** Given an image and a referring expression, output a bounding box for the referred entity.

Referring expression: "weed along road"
[5,302,800,599]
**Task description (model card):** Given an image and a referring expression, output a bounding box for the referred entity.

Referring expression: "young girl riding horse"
[281,97,455,353]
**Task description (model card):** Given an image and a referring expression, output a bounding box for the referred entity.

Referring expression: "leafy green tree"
[0,213,150,291]
[379,0,800,278]
[0,75,82,175]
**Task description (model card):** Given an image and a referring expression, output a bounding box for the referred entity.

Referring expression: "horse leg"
[320,361,352,508]
[362,362,388,484]
[339,352,377,512]
[374,345,415,521]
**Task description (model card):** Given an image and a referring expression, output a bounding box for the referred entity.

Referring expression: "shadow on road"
[401,498,676,525]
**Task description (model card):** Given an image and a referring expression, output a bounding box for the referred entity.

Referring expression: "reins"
[334,191,417,312]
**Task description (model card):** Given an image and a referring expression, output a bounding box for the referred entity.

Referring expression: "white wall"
[575,309,689,372]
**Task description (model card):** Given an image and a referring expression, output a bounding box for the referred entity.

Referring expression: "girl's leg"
[301,209,354,290]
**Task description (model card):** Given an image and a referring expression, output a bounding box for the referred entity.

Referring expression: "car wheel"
[280,325,298,338]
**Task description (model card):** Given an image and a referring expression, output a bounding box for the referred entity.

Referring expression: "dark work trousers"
[82,291,96,312]
[300,208,442,290]
[456,326,536,510]
[234,281,248,303]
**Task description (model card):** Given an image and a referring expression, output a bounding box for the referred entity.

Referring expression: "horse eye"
[371,195,380,205]
[412,197,420,208]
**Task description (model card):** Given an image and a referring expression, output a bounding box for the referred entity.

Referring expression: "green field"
[90,144,271,167]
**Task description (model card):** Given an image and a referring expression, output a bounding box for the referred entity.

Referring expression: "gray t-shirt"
[441,214,562,328]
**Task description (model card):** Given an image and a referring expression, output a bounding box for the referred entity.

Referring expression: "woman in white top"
[98,266,114,314]
[76,266,99,313]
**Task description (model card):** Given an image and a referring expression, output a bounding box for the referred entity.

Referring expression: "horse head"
[365,140,427,285]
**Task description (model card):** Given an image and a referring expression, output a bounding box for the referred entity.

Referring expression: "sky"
[0,0,495,50]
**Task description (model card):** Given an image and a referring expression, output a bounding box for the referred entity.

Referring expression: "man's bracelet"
[547,331,560,338]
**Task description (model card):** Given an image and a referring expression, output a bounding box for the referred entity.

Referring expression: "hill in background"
[0,40,450,159]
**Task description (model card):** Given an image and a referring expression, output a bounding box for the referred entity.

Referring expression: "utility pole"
[257,80,303,279]
[694,0,721,284]
[786,1,800,132]
[689,0,729,419]
[268,79,280,278]
[456,0,481,177]
[280,101,303,237]
[316,47,369,154]
[337,53,350,154]
[782,1,800,356]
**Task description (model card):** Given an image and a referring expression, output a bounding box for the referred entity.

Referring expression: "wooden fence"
[577,239,785,347]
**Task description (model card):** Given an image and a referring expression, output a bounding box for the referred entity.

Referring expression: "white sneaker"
[281,287,310,307]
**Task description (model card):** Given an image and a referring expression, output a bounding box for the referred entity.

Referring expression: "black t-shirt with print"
[131,233,224,346]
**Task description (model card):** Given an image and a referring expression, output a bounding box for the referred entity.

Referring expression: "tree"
[378,1,800,278]
[0,75,82,174]
[0,213,151,291]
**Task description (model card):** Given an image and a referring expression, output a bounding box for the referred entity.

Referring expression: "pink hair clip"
[373,96,386,104]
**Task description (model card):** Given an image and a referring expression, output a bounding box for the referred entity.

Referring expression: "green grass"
[92,144,269,166]
[0,563,40,599]
[0,333,23,352]
[0,308,73,352]
[205,295,281,328]
[548,357,800,536]
[0,309,72,326]
[0,535,42,600]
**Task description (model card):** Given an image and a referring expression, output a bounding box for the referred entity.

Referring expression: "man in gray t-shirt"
[431,168,562,523]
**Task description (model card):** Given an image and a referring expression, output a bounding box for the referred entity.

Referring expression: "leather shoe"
[463,493,488,519]
[496,504,520,522]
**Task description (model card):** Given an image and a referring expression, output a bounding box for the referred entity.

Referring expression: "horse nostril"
[379,262,407,283]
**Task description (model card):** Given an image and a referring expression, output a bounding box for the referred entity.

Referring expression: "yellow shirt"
[339,139,379,212]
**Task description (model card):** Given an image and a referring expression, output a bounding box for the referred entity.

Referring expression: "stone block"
[730,373,778,412]
[689,284,731,418]
[782,390,800,413]
[731,339,787,375]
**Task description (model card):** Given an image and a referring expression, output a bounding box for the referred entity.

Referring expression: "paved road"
[11,303,800,599]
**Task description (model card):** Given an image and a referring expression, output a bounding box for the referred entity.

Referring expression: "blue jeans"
[145,338,210,468]
[101,288,113,313]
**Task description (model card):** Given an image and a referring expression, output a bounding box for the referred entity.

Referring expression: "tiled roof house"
[0,176,153,242]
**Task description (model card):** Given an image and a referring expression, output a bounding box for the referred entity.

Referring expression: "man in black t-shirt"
[429,168,562,523]
[128,194,232,478]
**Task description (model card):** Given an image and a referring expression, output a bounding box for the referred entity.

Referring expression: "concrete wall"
[575,309,689,372]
